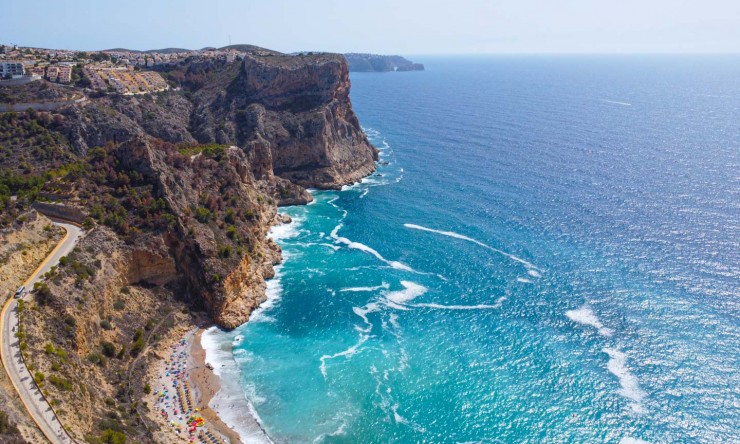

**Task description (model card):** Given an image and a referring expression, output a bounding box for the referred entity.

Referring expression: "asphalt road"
[1,221,83,444]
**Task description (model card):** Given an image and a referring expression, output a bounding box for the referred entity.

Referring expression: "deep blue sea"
[203,56,740,444]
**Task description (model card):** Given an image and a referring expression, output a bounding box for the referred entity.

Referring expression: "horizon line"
[2,42,738,57]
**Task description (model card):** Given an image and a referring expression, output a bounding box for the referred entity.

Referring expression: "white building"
[0,61,25,78]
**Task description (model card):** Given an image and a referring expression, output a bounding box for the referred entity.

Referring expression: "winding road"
[0,220,83,444]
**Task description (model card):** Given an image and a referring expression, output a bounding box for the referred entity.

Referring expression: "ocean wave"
[269,217,302,241]
[249,264,283,323]
[619,436,650,444]
[331,224,415,272]
[295,242,341,251]
[404,223,541,273]
[620,438,650,444]
[341,283,390,293]
[604,347,647,413]
[319,334,369,378]
[565,304,613,337]
[410,296,506,310]
[384,281,428,304]
[352,302,380,333]
[517,277,533,284]
[201,327,273,443]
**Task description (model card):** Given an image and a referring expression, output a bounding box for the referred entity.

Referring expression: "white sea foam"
[384,281,428,304]
[331,225,415,272]
[201,327,273,443]
[352,302,380,332]
[296,242,340,251]
[392,404,407,424]
[527,269,542,278]
[565,305,613,337]
[602,99,632,106]
[249,264,283,323]
[410,296,506,310]
[517,277,533,283]
[620,438,651,444]
[268,217,301,242]
[404,223,541,272]
[341,283,390,293]
[319,334,369,378]
[251,219,301,322]
[312,417,349,443]
[604,347,647,413]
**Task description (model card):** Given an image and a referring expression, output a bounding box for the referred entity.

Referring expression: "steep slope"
[1,49,377,442]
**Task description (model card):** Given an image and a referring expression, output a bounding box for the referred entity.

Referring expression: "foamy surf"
[384,281,428,304]
[604,347,647,414]
[319,334,369,378]
[341,283,390,292]
[620,438,651,444]
[331,224,415,272]
[201,328,273,444]
[404,223,542,273]
[565,305,613,337]
[250,219,299,323]
[410,296,506,310]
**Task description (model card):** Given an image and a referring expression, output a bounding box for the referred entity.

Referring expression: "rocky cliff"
[2,49,376,328]
[1,47,378,443]
[190,53,378,188]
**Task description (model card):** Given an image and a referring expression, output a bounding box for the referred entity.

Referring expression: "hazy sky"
[2,0,739,54]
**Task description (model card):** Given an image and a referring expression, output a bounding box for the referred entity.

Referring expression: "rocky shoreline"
[2,46,377,442]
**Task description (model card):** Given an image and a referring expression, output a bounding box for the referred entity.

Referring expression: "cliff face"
[54,51,375,328]
[0,48,381,443]
[190,53,378,188]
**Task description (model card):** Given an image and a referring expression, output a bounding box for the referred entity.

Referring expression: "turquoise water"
[206,56,739,443]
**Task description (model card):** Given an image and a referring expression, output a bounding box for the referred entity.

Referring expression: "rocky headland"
[0,47,376,442]
[344,53,425,72]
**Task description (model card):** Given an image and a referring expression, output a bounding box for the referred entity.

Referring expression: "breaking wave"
[565,304,613,337]
[604,347,647,414]
[404,223,541,273]
[331,224,415,272]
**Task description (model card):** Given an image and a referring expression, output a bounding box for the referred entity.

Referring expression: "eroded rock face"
[191,53,379,189]
[28,50,376,329]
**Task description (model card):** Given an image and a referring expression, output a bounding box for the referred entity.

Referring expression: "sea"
[202,55,740,443]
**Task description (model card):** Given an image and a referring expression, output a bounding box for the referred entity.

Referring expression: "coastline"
[146,325,267,444]
[189,328,245,444]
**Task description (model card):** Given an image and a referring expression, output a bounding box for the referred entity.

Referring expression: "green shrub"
[195,206,211,223]
[48,375,72,391]
[82,217,95,230]
[113,299,125,311]
[130,337,144,357]
[217,244,232,258]
[101,428,127,444]
[101,341,116,357]
[100,319,112,330]
[87,352,106,367]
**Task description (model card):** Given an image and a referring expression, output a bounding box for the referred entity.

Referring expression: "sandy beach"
[146,326,243,444]
[189,329,244,444]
